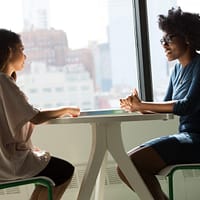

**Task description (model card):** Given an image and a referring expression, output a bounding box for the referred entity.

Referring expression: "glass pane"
[148,0,200,101]
[0,0,138,110]
[147,0,178,101]
[177,0,200,13]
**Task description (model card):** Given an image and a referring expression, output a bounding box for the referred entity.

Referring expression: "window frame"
[132,0,153,101]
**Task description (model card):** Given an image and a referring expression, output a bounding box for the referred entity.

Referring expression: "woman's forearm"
[30,107,80,124]
[138,101,175,113]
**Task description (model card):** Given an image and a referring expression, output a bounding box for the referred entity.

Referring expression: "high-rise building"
[21,29,69,68]
[22,0,50,30]
[108,0,136,88]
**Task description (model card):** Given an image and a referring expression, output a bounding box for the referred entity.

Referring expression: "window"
[0,0,139,111]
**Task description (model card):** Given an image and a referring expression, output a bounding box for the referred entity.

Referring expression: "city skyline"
[0,0,108,49]
[0,0,198,48]
[0,0,198,108]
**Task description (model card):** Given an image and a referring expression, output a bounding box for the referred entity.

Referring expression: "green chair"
[0,176,55,200]
[158,163,200,200]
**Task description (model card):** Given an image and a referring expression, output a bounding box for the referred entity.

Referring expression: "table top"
[48,109,174,124]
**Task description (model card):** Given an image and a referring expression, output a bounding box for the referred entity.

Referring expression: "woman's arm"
[136,101,175,113]
[30,107,80,124]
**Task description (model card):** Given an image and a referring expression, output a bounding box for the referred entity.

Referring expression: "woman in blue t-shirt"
[118,7,200,200]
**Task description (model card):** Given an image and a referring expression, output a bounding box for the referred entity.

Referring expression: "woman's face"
[9,43,26,72]
[160,32,189,61]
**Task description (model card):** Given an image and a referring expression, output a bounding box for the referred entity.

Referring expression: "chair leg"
[168,173,174,200]
[47,184,53,200]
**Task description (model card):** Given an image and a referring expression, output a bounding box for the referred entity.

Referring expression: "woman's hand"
[120,88,175,114]
[66,107,80,117]
[120,89,141,112]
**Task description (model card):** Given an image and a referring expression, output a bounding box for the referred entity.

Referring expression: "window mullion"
[132,0,153,101]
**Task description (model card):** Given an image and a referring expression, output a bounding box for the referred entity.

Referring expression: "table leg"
[106,122,154,200]
[94,151,108,200]
[77,123,107,200]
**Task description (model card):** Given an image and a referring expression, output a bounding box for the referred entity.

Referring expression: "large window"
[0,0,138,110]
[2,0,197,110]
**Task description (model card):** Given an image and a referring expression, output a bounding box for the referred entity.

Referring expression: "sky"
[0,0,199,48]
[177,0,200,12]
[0,0,108,49]
[49,0,108,48]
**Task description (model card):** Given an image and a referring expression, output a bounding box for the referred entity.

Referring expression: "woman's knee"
[64,163,75,181]
[68,163,75,176]
[130,146,166,174]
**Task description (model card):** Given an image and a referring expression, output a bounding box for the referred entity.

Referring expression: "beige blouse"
[0,73,50,181]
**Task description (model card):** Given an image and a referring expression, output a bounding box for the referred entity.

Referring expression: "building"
[21,29,69,68]
[18,62,95,110]
[22,0,50,30]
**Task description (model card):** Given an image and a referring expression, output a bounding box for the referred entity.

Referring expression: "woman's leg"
[30,186,43,200]
[30,157,74,200]
[117,146,169,200]
[30,174,73,200]
[51,177,72,200]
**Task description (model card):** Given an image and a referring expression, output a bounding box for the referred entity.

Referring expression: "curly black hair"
[158,7,200,50]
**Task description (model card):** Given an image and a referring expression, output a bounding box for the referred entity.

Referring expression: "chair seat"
[158,163,200,200]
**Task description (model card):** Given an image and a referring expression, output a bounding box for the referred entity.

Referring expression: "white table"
[48,110,173,200]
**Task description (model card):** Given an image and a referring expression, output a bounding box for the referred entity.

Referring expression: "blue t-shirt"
[164,54,200,133]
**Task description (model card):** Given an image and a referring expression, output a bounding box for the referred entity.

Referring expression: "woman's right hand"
[66,107,80,117]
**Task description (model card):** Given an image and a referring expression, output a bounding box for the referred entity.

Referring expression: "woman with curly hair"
[0,28,80,200]
[117,7,200,200]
